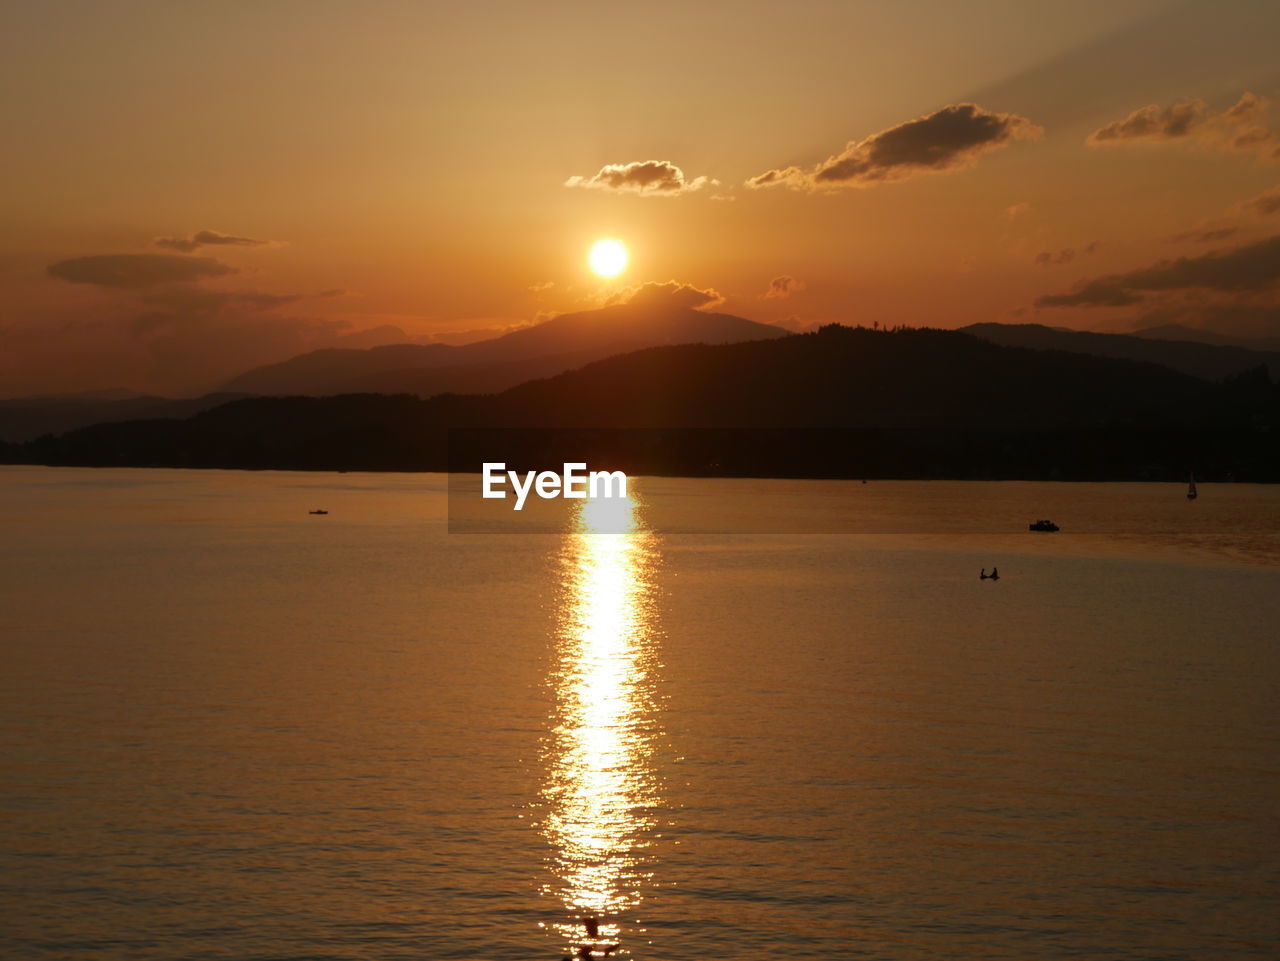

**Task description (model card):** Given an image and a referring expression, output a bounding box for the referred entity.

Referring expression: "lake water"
[2,467,1278,960]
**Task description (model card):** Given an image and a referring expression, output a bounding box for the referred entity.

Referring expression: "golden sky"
[3,0,1280,395]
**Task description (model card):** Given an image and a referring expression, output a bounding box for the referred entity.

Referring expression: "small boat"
[1029,519,1059,532]
[1187,473,1197,501]
[309,509,329,515]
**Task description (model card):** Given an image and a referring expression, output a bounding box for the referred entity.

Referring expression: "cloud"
[612,280,725,311]
[1087,93,1276,157]
[1223,91,1269,126]
[1037,234,1280,307]
[760,275,806,299]
[1241,185,1280,217]
[745,166,810,190]
[565,160,717,196]
[1005,202,1032,219]
[1037,280,1142,307]
[154,229,278,252]
[47,254,237,289]
[1034,242,1099,267]
[747,103,1041,192]
[1089,100,1209,142]
[129,287,339,335]
[1170,226,1239,244]
[1166,186,1280,244]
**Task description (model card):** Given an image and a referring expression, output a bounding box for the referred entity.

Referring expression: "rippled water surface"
[2,467,1278,960]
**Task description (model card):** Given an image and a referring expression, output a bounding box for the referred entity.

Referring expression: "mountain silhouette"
[10,325,1276,480]
[221,302,787,396]
[0,391,248,444]
[963,322,1280,380]
[1129,323,1280,354]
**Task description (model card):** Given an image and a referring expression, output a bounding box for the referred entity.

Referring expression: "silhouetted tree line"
[4,326,1277,480]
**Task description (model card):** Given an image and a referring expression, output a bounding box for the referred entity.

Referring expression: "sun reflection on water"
[541,491,662,956]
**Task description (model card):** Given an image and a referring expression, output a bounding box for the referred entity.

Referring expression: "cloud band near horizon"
[1037,234,1280,308]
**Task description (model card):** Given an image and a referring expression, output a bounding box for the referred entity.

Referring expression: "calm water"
[2,467,1279,960]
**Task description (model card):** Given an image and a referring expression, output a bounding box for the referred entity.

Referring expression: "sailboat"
[1187,473,1197,501]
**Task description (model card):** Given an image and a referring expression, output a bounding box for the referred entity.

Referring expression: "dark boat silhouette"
[309,509,329,515]
[1029,519,1059,532]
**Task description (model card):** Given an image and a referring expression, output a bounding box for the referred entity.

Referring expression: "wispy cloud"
[1170,226,1239,244]
[47,254,237,289]
[1034,242,1099,267]
[1240,185,1280,216]
[748,103,1041,192]
[760,275,806,299]
[154,229,280,253]
[1087,93,1277,159]
[1037,234,1280,307]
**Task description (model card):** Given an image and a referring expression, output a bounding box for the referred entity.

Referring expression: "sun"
[588,239,628,278]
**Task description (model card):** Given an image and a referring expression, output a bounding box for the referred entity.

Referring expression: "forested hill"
[6,326,1277,480]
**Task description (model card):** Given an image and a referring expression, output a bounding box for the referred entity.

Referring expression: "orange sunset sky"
[3,0,1280,396]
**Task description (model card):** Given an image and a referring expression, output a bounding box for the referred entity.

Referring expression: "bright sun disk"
[589,239,628,278]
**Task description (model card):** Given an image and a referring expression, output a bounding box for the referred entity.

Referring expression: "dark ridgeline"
[0,391,249,444]
[962,322,1280,381]
[0,301,784,443]
[4,325,1278,480]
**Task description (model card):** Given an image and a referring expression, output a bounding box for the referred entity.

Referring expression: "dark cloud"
[1243,185,1280,217]
[614,280,725,311]
[47,254,237,289]
[129,287,321,335]
[760,275,806,299]
[565,160,716,195]
[1233,126,1274,150]
[1088,100,1208,142]
[1034,242,1099,267]
[748,103,1040,191]
[1087,93,1275,155]
[1038,280,1142,308]
[1223,92,1268,125]
[1170,226,1239,244]
[1037,234,1280,307]
[154,229,278,253]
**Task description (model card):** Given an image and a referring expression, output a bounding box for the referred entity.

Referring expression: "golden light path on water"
[541,492,662,956]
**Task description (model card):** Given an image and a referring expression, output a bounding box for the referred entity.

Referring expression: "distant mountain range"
[221,302,787,396]
[0,303,783,441]
[0,391,248,444]
[8,325,1276,481]
[1129,324,1280,353]
[962,323,1280,380]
